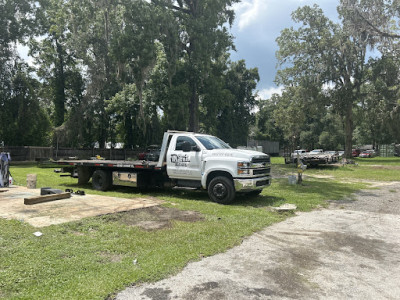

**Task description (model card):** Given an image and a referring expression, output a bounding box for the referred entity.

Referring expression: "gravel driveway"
[117,182,400,300]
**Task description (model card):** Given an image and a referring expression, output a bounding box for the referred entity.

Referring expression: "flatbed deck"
[57,159,163,170]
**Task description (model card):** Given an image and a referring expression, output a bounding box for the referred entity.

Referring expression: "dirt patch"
[329,181,400,214]
[0,186,162,227]
[105,206,204,230]
[307,174,334,179]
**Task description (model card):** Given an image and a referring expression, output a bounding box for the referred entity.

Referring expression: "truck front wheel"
[208,176,235,204]
[92,170,112,191]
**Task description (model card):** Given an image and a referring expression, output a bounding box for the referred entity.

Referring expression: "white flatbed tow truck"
[56,131,271,204]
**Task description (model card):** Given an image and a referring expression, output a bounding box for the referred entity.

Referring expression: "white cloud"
[234,0,268,31]
[231,0,339,90]
[257,86,284,100]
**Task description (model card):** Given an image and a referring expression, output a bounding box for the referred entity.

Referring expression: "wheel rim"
[213,183,227,198]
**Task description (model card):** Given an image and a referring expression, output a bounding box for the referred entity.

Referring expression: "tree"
[355,56,400,145]
[2,65,51,146]
[254,100,284,144]
[271,87,308,149]
[111,0,159,131]
[337,1,400,147]
[30,0,84,127]
[147,45,191,133]
[0,0,44,146]
[215,60,259,146]
[339,0,400,42]
[276,5,368,158]
[67,0,122,147]
[152,0,239,132]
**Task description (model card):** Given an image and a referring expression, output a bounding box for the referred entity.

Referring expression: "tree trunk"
[344,104,353,159]
[188,80,199,132]
[137,84,147,136]
[125,113,134,148]
[54,38,66,127]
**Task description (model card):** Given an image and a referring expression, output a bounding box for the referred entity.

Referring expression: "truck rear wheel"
[92,170,112,191]
[208,176,235,204]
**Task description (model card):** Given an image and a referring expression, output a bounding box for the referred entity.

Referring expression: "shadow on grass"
[234,194,285,207]
[306,165,341,170]
[58,182,212,202]
[69,182,286,208]
[305,164,358,173]
[157,189,286,208]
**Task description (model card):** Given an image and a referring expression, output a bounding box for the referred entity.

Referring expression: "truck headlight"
[237,161,251,175]
[238,161,250,168]
[238,169,251,175]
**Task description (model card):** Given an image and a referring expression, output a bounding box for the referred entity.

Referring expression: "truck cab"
[160,131,271,204]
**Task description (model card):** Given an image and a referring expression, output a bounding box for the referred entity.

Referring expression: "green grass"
[354,156,400,166]
[0,163,371,299]
[270,156,285,164]
[305,164,400,181]
[271,156,400,182]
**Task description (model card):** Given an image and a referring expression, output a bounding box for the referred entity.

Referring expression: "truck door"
[167,136,202,180]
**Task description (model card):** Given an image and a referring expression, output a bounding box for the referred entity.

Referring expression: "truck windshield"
[195,135,231,150]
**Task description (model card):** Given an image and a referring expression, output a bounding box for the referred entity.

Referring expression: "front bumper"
[234,176,271,192]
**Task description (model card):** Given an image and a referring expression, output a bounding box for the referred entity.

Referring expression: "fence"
[379,144,395,157]
[247,140,280,155]
[0,146,141,161]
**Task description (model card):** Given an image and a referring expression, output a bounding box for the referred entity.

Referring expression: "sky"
[230,0,340,99]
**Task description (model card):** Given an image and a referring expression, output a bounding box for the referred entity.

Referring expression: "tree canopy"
[254,2,400,156]
[1,0,400,154]
[0,0,259,148]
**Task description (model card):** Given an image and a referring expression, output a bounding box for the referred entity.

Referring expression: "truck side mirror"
[182,141,191,152]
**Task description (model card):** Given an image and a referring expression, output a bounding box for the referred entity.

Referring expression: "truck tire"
[208,176,235,204]
[92,170,112,191]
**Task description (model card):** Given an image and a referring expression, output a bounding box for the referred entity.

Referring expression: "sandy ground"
[0,186,162,227]
[117,182,400,300]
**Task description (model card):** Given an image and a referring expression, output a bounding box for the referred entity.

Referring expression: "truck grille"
[253,168,270,176]
[252,156,270,164]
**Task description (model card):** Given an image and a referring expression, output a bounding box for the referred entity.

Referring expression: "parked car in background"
[289,149,307,164]
[138,145,161,161]
[325,151,340,163]
[338,151,344,158]
[293,149,307,155]
[359,150,375,158]
[325,151,337,155]
[352,149,361,157]
[309,149,323,154]
[298,149,339,166]
[323,151,340,163]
